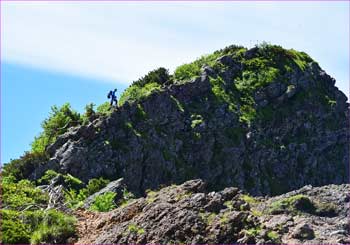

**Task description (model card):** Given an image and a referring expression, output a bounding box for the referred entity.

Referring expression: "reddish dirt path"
[74,209,110,244]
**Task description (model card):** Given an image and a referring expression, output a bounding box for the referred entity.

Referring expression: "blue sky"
[1,1,349,164]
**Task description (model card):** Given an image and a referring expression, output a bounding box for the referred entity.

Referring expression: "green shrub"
[132,67,170,87]
[173,62,200,81]
[255,43,314,73]
[37,171,93,209]
[122,188,135,202]
[209,76,239,112]
[81,103,96,124]
[219,44,246,56]
[29,210,76,244]
[30,135,50,155]
[199,212,217,225]
[85,177,110,196]
[223,201,233,210]
[239,104,256,125]
[286,49,313,71]
[118,68,169,106]
[0,209,76,244]
[119,82,162,106]
[64,188,87,209]
[90,192,116,212]
[245,226,262,237]
[1,175,17,184]
[0,210,31,244]
[314,201,338,217]
[127,224,145,235]
[174,52,222,81]
[173,47,247,82]
[267,230,281,243]
[269,194,315,214]
[38,170,84,190]
[96,102,112,116]
[146,189,158,204]
[31,103,81,154]
[37,170,59,185]
[236,67,279,93]
[63,174,84,190]
[241,194,259,204]
[2,179,48,210]
[2,151,48,180]
[63,177,110,209]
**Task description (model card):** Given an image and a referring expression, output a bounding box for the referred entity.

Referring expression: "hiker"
[108,89,118,107]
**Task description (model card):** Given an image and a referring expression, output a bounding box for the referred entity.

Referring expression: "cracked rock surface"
[75,180,349,244]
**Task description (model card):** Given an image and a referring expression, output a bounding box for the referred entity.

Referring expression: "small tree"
[132,67,170,87]
[31,103,81,154]
[84,103,96,118]
[82,103,96,124]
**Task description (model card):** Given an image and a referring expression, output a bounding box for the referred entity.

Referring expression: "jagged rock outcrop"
[29,45,349,196]
[75,179,350,244]
[83,178,126,209]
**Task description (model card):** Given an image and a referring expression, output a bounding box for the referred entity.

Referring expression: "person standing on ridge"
[108,89,118,107]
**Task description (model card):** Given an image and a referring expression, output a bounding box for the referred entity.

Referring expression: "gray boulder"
[266,81,287,98]
[291,223,315,240]
[83,178,126,209]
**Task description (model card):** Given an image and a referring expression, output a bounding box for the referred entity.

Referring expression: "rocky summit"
[2,43,349,244]
[32,44,348,196]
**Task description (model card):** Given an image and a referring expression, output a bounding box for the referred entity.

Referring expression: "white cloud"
[2,1,349,96]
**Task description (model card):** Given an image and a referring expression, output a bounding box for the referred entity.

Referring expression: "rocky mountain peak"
[20,44,350,197]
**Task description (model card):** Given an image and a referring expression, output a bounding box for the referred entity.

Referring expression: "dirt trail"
[74,209,112,244]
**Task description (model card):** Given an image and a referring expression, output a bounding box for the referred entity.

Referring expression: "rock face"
[83,178,126,209]
[29,45,349,196]
[75,179,350,244]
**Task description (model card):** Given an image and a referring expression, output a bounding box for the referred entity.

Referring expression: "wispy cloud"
[2,1,349,95]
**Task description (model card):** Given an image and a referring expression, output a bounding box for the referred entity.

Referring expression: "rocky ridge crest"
[30,44,349,197]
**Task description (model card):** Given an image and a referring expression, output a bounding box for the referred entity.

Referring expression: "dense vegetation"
[173,44,246,81]
[119,67,170,106]
[1,209,76,244]
[89,192,117,212]
[118,43,314,125]
[0,166,117,243]
[0,175,76,244]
